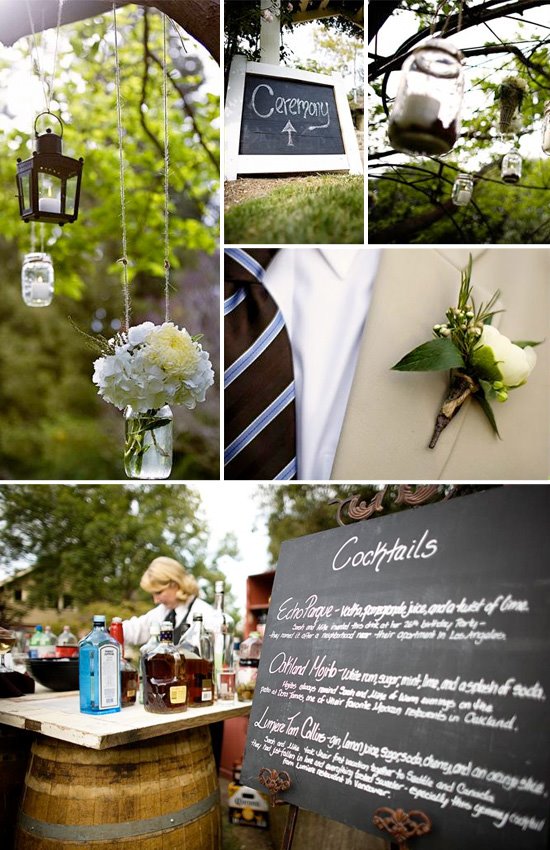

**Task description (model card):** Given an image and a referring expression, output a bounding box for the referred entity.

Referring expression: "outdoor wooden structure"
[0,0,220,63]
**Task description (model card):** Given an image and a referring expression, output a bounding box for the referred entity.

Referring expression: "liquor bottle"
[55,626,78,658]
[39,625,57,658]
[79,615,121,715]
[180,614,214,706]
[109,617,138,707]
[236,632,263,702]
[28,625,43,659]
[212,580,234,699]
[138,622,160,704]
[143,620,187,714]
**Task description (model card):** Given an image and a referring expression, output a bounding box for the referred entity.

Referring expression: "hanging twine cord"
[26,0,64,111]
[162,13,170,323]
[113,3,131,333]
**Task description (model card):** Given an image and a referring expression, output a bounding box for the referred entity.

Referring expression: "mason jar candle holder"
[451,173,474,206]
[501,150,522,184]
[388,39,464,155]
[21,252,54,307]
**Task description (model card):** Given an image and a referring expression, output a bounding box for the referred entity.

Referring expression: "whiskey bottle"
[143,620,187,714]
[180,614,214,706]
[138,622,160,704]
[109,617,138,707]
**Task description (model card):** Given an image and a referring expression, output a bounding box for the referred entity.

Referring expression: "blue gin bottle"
[79,615,121,715]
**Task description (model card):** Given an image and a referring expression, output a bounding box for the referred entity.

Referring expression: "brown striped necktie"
[224,248,296,480]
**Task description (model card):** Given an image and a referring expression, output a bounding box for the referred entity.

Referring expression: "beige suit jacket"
[332,248,550,480]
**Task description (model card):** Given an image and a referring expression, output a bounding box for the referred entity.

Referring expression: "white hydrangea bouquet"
[392,257,540,448]
[92,321,214,478]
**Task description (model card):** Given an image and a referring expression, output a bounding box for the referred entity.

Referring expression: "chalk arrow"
[282,120,297,147]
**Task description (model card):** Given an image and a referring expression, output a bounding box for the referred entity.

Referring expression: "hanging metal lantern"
[451,173,473,206]
[501,149,522,184]
[16,112,84,226]
[21,252,54,307]
[542,101,550,155]
[388,39,464,156]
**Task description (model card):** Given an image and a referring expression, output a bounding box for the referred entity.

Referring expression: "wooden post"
[260,0,281,64]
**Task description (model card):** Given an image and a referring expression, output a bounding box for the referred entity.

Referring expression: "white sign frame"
[224,56,363,181]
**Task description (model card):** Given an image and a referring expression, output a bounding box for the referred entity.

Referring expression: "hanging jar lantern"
[124,405,173,479]
[451,173,474,206]
[16,112,84,226]
[388,39,464,155]
[542,101,550,155]
[21,252,54,307]
[501,150,522,184]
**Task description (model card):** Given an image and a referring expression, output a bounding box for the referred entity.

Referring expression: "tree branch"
[368,0,550,81]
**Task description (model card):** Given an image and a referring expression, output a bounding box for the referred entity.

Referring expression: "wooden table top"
[0,690,252,750]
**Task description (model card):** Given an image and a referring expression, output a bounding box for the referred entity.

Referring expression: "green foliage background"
[368,5,550,243]
[0,7,220,478]
[0,484,241,638]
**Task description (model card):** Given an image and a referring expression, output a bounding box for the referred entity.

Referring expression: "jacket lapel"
[331,249,503,480]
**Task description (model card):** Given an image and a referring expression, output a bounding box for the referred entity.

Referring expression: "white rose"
[473,325,536,388]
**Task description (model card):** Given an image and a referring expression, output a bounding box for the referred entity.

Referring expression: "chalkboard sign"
[242,487,550,850]
[239,75,345,156]
[225,57,363,179]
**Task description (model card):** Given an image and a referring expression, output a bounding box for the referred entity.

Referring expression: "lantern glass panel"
[38,172,62,214]
[20,172,31,211]
[501,151,522,184]
[65,174,78,217]
[21,252,54,308]
[388,40,464,155]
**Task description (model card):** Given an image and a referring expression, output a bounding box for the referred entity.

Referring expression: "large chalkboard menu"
[242,487,550,850]
[239,74,345,156]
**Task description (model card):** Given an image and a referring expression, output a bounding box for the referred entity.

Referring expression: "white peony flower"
[473,324,536,388]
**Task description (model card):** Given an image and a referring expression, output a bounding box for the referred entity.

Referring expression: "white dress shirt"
[123,597,216,647]
[263,248,381,479]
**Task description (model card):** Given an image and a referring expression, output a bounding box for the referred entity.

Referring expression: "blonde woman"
[123,556,216,646]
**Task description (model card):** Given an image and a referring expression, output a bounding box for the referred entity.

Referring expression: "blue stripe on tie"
[224,310,285,388]
[225,248,265,283]
[224,286,246,315]
[274,457,297,480]
[224,382,295,466]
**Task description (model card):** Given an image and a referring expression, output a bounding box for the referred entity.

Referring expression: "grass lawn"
[224,175,364,244]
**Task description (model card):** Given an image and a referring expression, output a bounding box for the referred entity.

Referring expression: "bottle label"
[202,680,213,701]
[170,685,187,704]
[98,645,120,709]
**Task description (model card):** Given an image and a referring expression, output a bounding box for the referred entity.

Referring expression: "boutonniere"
[391,257,542,448]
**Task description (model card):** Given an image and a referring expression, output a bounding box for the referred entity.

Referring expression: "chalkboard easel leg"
[280,803,300,850]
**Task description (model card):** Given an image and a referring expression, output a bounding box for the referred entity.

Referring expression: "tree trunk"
[0,0,220,64]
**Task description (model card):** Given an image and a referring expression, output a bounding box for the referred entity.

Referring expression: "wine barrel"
[0,725,32,850]
[15,726,221,850]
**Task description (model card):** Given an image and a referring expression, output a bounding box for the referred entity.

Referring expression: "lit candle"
[30,276,52,305]
[399,93,440,127]
[38,197,61,213]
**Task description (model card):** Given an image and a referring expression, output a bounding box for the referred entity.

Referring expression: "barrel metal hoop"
[17,788,219,842]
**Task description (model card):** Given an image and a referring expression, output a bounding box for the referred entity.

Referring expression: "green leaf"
[512,340,545,349]
[392,338,465,372]
[470,344,502,383]
[475,393,501,439]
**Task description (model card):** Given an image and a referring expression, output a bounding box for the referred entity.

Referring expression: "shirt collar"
[318,248,364,279]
